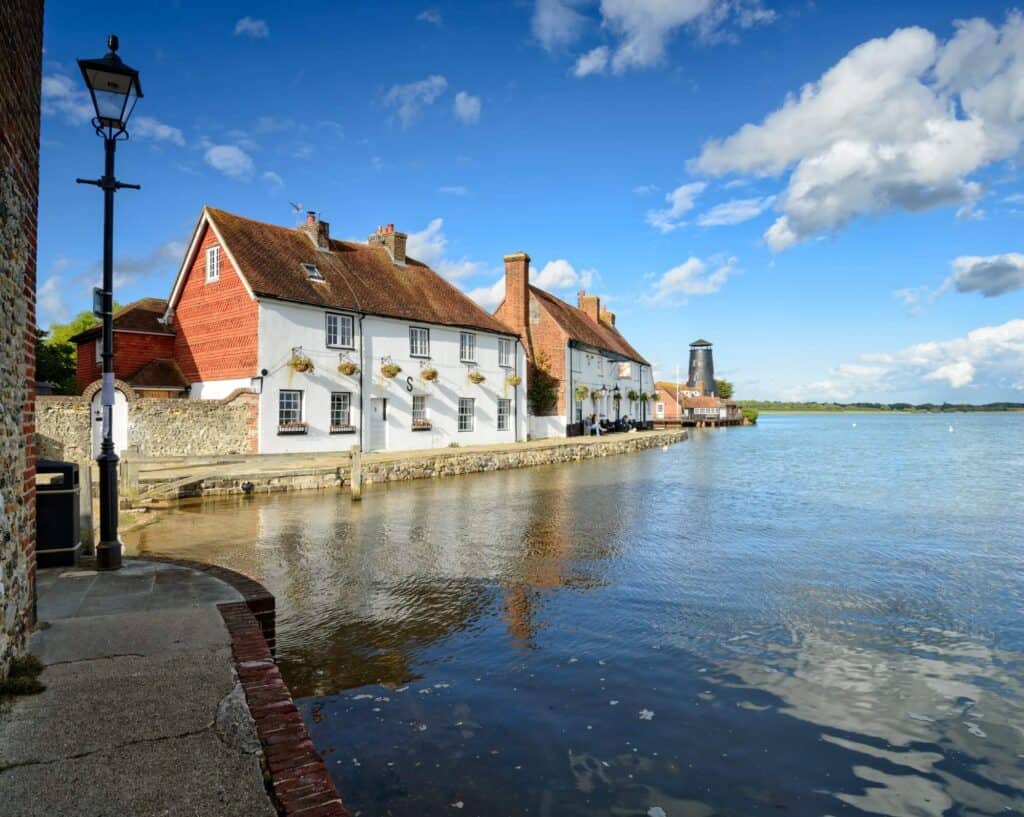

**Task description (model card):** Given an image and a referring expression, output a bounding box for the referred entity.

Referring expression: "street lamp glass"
[77,37,143,132]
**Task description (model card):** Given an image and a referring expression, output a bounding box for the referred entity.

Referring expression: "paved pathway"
[0,560,276,817]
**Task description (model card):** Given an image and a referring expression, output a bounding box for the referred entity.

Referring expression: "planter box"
[278,423,308,435]
[330,425,356,435]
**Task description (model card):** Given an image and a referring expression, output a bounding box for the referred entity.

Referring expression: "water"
[126,414,1024,816]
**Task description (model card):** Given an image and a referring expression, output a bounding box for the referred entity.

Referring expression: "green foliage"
[36,306,122,395]
[528,352,560,415]
[627,389,639,402]
[741,407,759,424]
[715,378,734,399]
[1,653,45,697]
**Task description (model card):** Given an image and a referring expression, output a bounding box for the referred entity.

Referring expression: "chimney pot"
[306,211,316,224]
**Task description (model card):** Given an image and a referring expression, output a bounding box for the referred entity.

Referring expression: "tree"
[527,352,559,416]
[36,307,118,395]
[715,378,734,399]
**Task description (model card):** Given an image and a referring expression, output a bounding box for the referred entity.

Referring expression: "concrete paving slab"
[0,729,276,817]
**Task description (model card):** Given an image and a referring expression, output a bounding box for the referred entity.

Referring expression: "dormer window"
[302,263,324,281]
[205,245,221,282]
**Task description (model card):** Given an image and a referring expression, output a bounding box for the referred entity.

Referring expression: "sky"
[36,0,1024,402]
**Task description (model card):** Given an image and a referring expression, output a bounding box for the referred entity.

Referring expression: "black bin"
[36,460,82,568]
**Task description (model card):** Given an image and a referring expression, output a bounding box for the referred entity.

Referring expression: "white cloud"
[573,46,610,77]
[234,17,269,38]
[204,144,254,180]
[643,255,738,304]
[646,182,706,233]
[132,115,186,146]
[692,14,1024,251]
[439,186,469,196]
[467,278,506,310]
[417,9,443,26]
[533,0,588,52]
[261,171,284,190]
[793,319,1024,399]
[41,74,93,124]
[384,75,448,127]
[453,91,482,125]
[633,184,658,195]
[697,195,775,226]
[533,259,594,290]
[950,253,1024,297]
[38,275,69,326]
[1003,193,1024,204]
[406,218,482,280]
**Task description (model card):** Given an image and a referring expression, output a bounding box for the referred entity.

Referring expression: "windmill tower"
[686,339,717,397]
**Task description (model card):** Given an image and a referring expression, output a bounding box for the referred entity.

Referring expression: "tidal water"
[127,413,1024,816]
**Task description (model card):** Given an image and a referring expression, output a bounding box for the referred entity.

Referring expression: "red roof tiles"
[529,287,649,365]
[70,297,172,343]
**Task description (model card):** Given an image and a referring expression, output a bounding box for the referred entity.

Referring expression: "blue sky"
[37,0,1024,402]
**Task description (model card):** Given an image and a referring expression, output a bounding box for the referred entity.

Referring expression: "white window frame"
[656,402,665,419]
[458,397,475,432]
[95,338,102,363]
[498,338,513,368]
[278,389,304,431]
[326,313,354,349]
[302,262,324,281]
[412,395,430,429]
[497,398,510,431]
[460,332,476,363]
[410,326,430,358]
[330,391,352,431]
[205,245,221,283]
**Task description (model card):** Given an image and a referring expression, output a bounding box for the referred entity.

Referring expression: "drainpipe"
[358,314,365,452]
[567,341,574,436]
[513,337,520,442]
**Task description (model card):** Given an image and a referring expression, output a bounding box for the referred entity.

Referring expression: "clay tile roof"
[204,207,514,336]
[70,298,173,343]
[529,286,649,365]
[681,395,722,409]
[128,358,189,390]
[655,381,698,393]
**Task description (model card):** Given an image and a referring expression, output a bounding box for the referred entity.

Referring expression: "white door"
[91,388,128,458]
[369,398,388,451]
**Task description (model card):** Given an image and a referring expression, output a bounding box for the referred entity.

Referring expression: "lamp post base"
[96,540,123,571]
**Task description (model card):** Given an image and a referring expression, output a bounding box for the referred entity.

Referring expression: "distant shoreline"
[749,406,1024,415]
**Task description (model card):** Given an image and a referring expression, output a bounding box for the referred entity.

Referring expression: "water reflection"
[127,414,1024,816]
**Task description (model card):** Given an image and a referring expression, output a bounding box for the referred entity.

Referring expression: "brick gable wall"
[0,0,42,676]
[75,332,175,391]
[496,293,570,417]
[173,224,258,383]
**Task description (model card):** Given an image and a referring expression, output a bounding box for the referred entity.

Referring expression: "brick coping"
[219,602,349,817]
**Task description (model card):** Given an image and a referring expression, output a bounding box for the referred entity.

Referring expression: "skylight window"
[302,263,324,281]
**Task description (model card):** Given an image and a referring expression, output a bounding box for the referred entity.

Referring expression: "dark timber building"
[687,339,717,397]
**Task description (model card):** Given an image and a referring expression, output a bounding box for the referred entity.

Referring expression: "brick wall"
[174,224,258,383]
[0,0,42,677]
[75,331,175,391]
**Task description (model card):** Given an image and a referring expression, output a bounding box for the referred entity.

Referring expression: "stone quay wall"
[36,387,258,463]
[0,0,43,676]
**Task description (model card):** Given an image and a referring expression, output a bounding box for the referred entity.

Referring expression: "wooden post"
[121,444,140,495]
[350,444,362,501]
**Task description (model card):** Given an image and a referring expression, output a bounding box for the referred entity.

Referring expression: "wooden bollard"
[350,444,362,501]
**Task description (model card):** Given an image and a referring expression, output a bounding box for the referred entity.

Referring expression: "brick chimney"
[578,290,601,323]
[600,308,616,328]
[502,252,530,330]
[368,223,407,265]
[300,210,331,250]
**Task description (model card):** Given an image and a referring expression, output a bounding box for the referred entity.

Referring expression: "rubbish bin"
[36,460,81,568]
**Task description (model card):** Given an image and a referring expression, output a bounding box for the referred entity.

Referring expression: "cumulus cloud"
[417,9,443,26]
[37,273,69,326]
[132,115,186,146]
[643,255,738,304]
[793,319,1024,399]
[950,253,1024,297]
[646,182,706,233]
[691,14,1024,251]
[697,195,775,226]
[204,144,254,180]
[533,0,588,52]
[261,170,284,190]
[453,91,481,124]
[573,46,610,77]
[41,74,93,124]
[467,278,506,310]
[234,17,269,38]
[384,75,448,127]
[407,218,482,280]
[533,259,594,290]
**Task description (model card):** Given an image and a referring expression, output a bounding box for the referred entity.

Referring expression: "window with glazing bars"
[412,395,429,427]
[326,313,354,348]
[279,390,302,424]
[331,392,351,429]
[458,398,474,432]
[459,332,476,362]
[410,327,430,357]
[498,338,513,368]
[497,399,510,430]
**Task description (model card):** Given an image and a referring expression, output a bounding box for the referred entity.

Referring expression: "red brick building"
[71,298,187,397]
[0,0,42,676]
[653,381,743,426]
[494,252,652,436]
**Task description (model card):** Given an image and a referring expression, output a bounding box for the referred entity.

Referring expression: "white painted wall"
[255,299,527,454]
[529,415,566,439]
[565,347,652,425]
[190,377,251,400]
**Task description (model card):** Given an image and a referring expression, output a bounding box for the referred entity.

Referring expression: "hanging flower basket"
[591,388,606,400]
[613,392,622,402]
[381,363,402,379]
[505,374,522,387]
[468,371,486,385]
[639,392,650,402]
[420,367,439,382]
[288,352,315,373]
[337,361,359,377]
[574,384,590,402]
[627,389,640,402]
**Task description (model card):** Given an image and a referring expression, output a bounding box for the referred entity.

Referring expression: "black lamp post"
[76,35,143,571]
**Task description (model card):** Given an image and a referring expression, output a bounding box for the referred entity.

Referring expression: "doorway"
[369,397,388,451]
